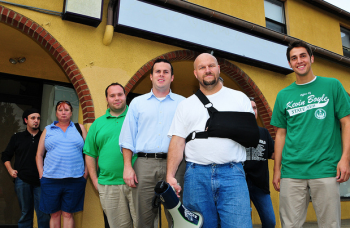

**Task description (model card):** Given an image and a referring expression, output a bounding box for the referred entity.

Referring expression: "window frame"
[340,26,350,58]
[264,0,287,34]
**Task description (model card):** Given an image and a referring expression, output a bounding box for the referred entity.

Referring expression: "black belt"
[137,152,167,159]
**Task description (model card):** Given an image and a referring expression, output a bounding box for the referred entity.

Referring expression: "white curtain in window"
[264,0,285,23]
[341,28,350,48]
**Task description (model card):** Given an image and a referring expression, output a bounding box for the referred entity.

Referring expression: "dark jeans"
[246,177,276,228]
[14,177,50,228]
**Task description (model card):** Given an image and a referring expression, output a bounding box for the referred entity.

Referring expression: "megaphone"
[154,180,204,228]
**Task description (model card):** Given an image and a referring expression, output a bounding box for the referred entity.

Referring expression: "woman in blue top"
[36,101,88,228]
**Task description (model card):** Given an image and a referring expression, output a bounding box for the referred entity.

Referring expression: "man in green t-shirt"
[84,83,137,228]
[271,41,350,228]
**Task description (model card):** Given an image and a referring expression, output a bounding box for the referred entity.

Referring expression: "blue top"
[119,90,185,153]
[43,121,85,178]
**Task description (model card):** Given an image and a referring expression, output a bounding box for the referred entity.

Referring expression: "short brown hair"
[151,59,173,75]
[105,82,125,97]
[286,41,313,62]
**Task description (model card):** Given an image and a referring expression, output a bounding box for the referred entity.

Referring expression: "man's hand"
[83,171,89,180]
[273,169,281,192]
[336,157,350,183]
[123,166,138,188]
[8,169,18,178]
[273,128,285,192]
[92,178,99,191]
[167,176,181,198]
[166,135,186,198]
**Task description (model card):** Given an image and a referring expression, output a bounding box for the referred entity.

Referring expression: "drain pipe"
[103,0,116,46]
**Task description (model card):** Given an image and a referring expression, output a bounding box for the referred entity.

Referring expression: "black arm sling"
[185,89,260,148]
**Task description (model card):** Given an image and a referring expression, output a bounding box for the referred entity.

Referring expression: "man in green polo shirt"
[84,82,137,228]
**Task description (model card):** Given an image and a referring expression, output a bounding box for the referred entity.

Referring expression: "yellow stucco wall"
[0,1,184,118]
[0,23,69,83]
[285,0,350,55]
[2,0,350,227]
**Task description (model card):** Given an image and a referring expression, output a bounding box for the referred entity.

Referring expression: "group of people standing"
[2,40,350,228]
[2,101,88,228]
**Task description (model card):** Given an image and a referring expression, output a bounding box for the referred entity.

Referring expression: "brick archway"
[0,5,95,124]
[125,50,276,137]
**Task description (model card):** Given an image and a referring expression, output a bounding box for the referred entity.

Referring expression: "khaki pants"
[98,184,136,228]
[132,157,186,228]
[279,178,340,228]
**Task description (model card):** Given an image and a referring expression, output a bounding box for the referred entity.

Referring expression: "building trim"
[0,5,95,124]
[115,0,292,74]
[302,0,350,21]
[143,0,350,68]
[125,50,276,138]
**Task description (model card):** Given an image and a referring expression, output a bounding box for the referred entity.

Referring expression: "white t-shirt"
[168,86,254,165]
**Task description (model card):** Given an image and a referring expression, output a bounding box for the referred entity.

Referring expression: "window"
[264,0,286,33]
[340,27,350,58]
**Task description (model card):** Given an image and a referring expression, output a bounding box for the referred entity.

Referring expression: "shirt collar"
[147,89,174,101]
[51,120,74,128]
[296,76,317,86]
[25,128,42,137]
[24,128,31,136]
[24,128,41,136]
[106,106,129,118]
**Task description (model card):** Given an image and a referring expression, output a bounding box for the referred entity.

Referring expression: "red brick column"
[0,5,95,124]
[126,50,276,138]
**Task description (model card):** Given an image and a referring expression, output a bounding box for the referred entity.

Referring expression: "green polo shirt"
[83,107,137,185]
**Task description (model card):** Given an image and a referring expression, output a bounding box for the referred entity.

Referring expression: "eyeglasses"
[249,97,255,101]
[56,100,71,106]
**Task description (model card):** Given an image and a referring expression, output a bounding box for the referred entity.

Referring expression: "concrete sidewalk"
[253,219,350,227]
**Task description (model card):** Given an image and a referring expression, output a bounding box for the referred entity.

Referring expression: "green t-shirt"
[83,107,137,185]
[271,76,350,179]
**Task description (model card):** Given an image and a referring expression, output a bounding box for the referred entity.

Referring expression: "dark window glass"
[266,19,286,33]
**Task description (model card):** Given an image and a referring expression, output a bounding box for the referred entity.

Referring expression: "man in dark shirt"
[1,108,50,228]
[244,98,276,228]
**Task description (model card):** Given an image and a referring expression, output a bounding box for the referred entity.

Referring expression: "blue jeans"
[15,177,50,228]
[183,162,252,228]
[246,177,276,228]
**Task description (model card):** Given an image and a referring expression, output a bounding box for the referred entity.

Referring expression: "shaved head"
[193,53,221,93]
[194,53,219,69]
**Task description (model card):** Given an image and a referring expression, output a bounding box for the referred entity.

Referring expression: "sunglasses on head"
[56,101,73,110]
[56,100,71,106]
